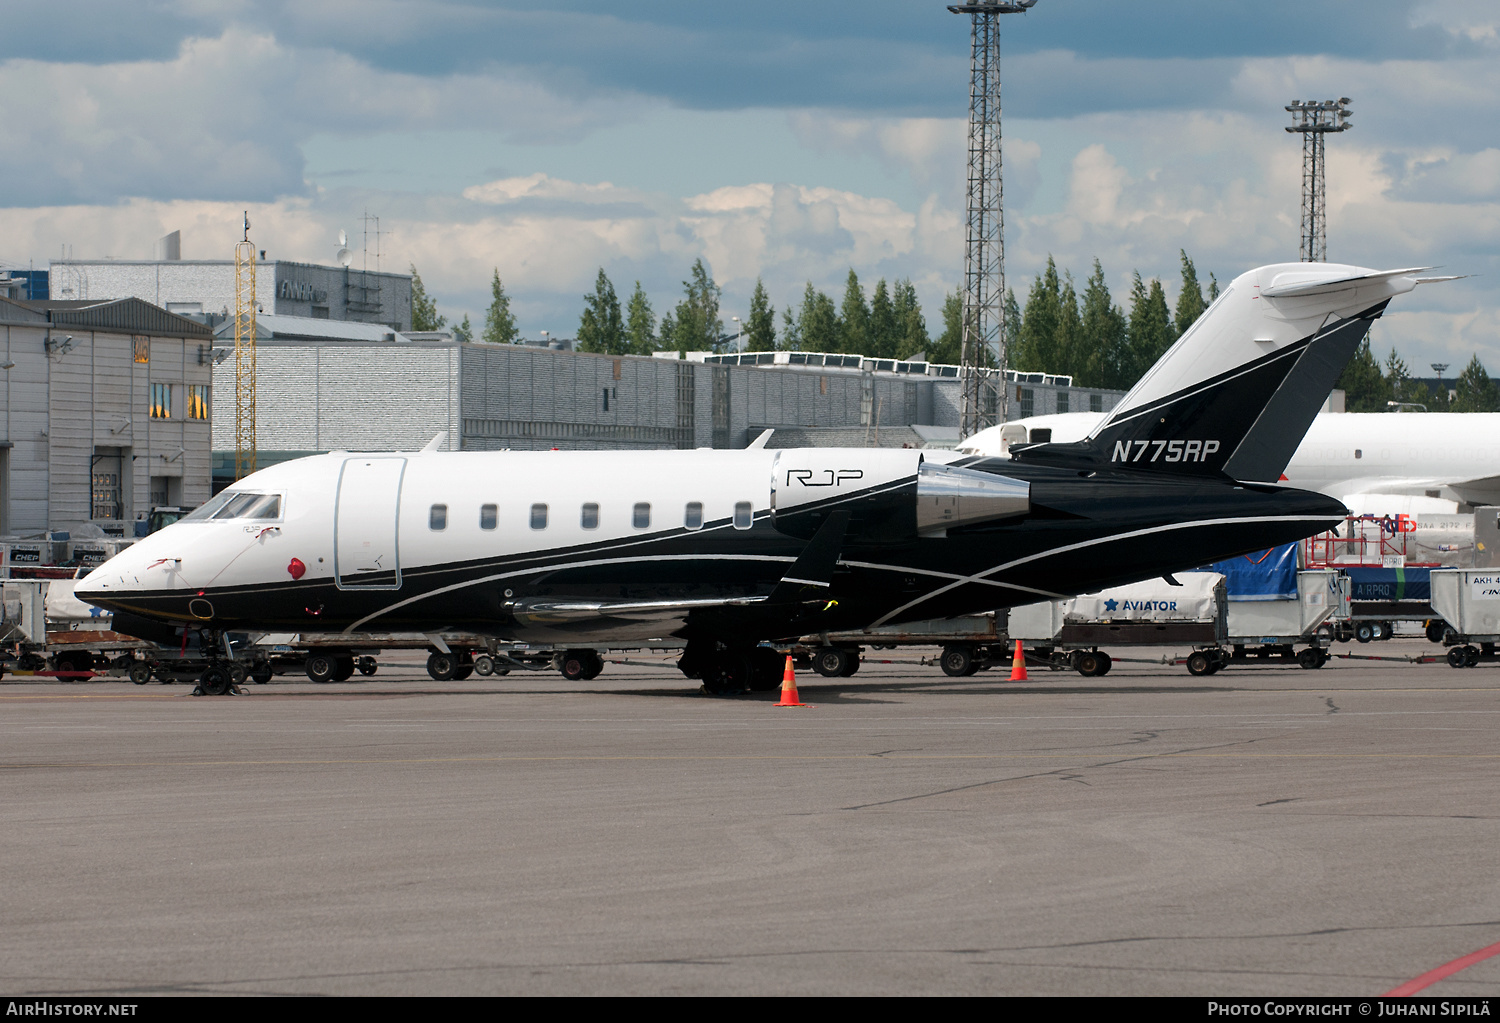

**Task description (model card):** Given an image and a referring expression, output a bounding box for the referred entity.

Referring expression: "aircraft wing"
[509,595,769,626]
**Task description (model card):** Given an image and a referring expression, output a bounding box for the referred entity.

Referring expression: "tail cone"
[777,654,808,707]
[1009,640,1029,682]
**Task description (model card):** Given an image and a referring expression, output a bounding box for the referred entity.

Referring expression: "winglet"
[421,432,447,453]
[746,429,774,450]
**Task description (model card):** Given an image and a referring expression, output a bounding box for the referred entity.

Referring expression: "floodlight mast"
[1285,98,1352,262]
[948,1,1037,439]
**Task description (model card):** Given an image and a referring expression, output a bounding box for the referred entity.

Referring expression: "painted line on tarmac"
[0,692,182,700]
[1386,937,1500,996]
[8,750,1500,770]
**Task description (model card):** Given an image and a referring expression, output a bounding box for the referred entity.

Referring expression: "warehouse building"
[0,296,214,538]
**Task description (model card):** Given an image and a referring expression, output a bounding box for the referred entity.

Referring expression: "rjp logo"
[786,469,864,487]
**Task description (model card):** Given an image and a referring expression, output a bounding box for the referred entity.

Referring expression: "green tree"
[1207,272,1220,302]
[1125,272,1176,384]
[838,269,871,355]
[1002,288,1021,368]
[1078,259,1129,389]
[746,278,776,352]
[1384,348,1414,407]
[929,291,964,366]
[892,279,929,360]
[1055,271,1083,379]
[481,269,517,344]
[1452,354,1498,412]
[1336,338,1392,412]
[797,281,839,353]
[453,314,473,343]
[668,258,722,354]
[1174,250,1208,336]
[658,311,677,355]
[410,265,446,332]
[625,281,656,356]
[577,268,624,354]
[779,306,802,351]
[869,278,897,358]
[1016,256,1062,371]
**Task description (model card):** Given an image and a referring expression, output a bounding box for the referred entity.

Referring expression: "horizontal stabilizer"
[1259,267,1433,298]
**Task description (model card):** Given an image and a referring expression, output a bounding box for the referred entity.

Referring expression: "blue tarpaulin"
[1343,566,1432,602]
[1207,544,1299,601]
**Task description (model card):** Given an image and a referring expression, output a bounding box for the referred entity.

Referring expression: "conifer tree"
[1002,288,1021,368]
[838,269,871,355]
[1017,256,1062,371]
[1078,259,1128,389]
[1174,250,1207,336]
[1336,338,1391,412]
[481,269,517,344]
[625,281,656,355]
[869,278,897,359]
[746,279,776,352]
[577,268,624,354]
[930,292,964,366]
[410,265,446,332]
[891,279,929,360]
[453,314,473,343]
[1125,273,1176,384]
[1055,271,1082,378]
[670,259,722,354]
[798,281,839,352]
[1453,354,1497,412]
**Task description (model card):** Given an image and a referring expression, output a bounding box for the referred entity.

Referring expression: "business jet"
[77,262,1451,694]
[960,413,1500,515]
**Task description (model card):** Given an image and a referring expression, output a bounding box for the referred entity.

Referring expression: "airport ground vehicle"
[1429,569,1500,668]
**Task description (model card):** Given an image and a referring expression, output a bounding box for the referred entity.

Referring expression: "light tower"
[1285,98,1352,262]
[948,0,1036,438]
[233,212,258,480]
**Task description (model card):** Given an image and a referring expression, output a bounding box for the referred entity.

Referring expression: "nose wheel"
[190,630,249,697]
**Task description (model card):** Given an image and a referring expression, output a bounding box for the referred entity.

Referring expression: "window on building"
[430,504,447,530]
[480,504,497,530]
[602,388,610,412]
[1057,391,1070,414]
[581,503,599,529]
[684,502,703,530]
[187,385,209,420]
[133,336,149,364]
[530,503,548,529]
[1090,393,1104,413]
[734,502,752,530]
[150,382,172,419]
[1017,387,1034,418]
[633,502,651,528]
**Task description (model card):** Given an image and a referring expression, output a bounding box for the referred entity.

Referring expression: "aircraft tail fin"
[1013,263,1449,483]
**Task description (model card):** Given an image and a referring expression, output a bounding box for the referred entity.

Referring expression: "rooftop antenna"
[948,1,1037,439]
[1286,98,1352,262]
[361,210,382,273]
[336,229,352,268]
[233,211,258,480]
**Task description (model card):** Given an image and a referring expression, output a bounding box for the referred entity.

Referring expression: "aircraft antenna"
[234,211,258,480]
[948,1,1037,439]
[1286,98,1352,262]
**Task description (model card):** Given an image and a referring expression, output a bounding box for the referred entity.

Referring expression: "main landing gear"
[678,641,785,695]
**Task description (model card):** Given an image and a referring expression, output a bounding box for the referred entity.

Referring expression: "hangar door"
[335,457,406,590]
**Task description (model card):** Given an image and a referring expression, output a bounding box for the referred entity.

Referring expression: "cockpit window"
[181,491,283,522]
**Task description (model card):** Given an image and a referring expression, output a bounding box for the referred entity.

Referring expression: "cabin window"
[733,502,752,530]
[1029,428,1052,444]
[685,502,703,530]
[430,504,447,530]
[633,502,651,529]
[530,503,548,529]
[1354,449,1363,459]
[208,493,281,521]
[480,504,497,530]
[581,503,599,529]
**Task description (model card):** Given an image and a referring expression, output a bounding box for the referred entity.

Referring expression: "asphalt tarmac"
[3,640,1499,997]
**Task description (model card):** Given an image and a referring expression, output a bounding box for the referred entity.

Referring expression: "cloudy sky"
[2,0,1497,372]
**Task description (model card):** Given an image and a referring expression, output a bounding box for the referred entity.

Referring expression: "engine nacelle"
[770,450,1030,541]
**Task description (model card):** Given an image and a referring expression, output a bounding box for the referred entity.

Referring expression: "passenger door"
[335,457,406,590]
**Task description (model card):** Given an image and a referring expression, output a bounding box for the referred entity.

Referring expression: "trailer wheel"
[426,652,457,681]
[332,655,355,682]
[940,645,975,677]
[1185,651,1213,676]
[1096,652,1113,676]
[356,656,378,676]
[1075,650,1105,677]
[306,653,338,683]
[1378,622,1394,641]
[812,646,850,678]
[1355,623,1375,643]
[1465,645,1482,668]
[1448,648,1469,669]
[1426,620,1448,644]
[1297,648,1323,670]
[128,662,152,685]
[250,667,272,685]
[559,650,600,681]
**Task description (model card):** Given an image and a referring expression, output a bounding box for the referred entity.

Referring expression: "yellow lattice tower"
[233,212,257,480]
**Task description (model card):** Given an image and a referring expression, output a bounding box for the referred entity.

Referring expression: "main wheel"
[1297,648,1322,670]
[812,646,849,678]
[305,653,337,683]
[1186,651,1212,676]
[426,651,457,681]
[228,663,248,686]
[356,656,378,676]
[1355,623,1375,643]
[128,662,152,685]
[1096,652,1113,676]
[747,647,784,692]
[199,666,231,696]
[940,644,975,678]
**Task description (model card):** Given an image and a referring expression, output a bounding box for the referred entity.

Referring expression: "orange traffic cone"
[1008,640,1029,682]
[777,654,808,707]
